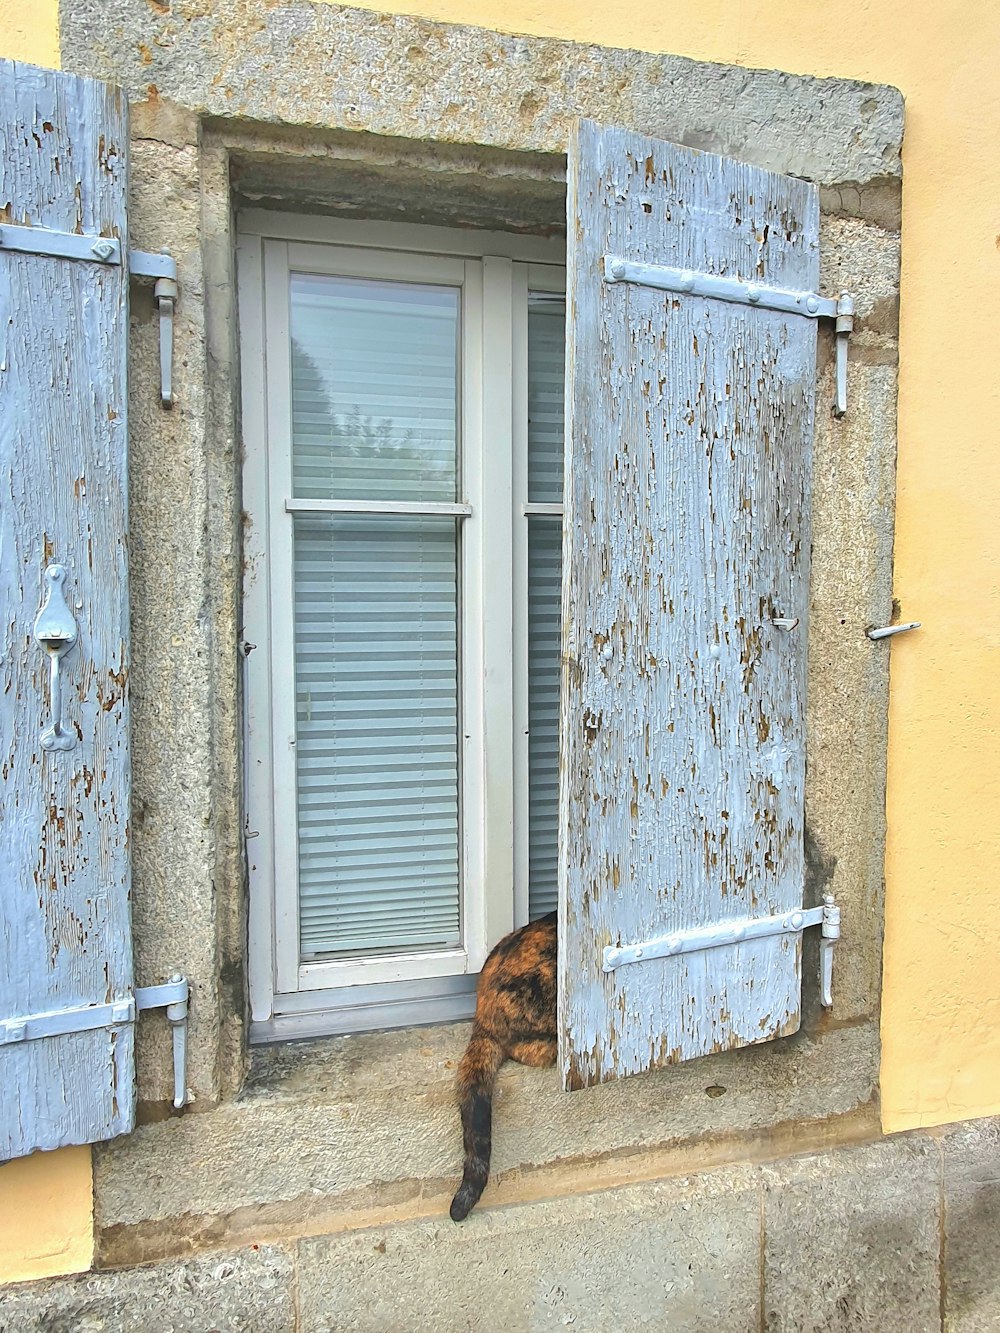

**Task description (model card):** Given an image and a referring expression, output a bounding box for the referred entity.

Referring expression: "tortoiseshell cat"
[450,912,557,1222]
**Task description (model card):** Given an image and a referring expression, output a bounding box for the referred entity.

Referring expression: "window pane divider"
[284,498,472,517]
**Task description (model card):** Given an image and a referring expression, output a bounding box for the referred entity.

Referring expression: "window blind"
[289,275,461,959]
[526,303,565,919]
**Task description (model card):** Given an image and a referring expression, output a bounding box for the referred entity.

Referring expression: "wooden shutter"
[558,121,817,1089]
[0,60,134,1156]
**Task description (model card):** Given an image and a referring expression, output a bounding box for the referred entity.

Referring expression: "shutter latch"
[603,892,841,1007]
[130,250,178,409]
[604,255,855,417]
[1,974,190,1111]
[33,564,80,752]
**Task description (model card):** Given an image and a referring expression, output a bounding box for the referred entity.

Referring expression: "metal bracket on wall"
[603,255,855,417]
[603,893,841,1007]
[129,249,178,408]
[0,974,190,1111]
[867,621,921,640]
[0,222,177,409]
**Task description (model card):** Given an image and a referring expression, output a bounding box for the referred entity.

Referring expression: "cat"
[449,911,557,1222]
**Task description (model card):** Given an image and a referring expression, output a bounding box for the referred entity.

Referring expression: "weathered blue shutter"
[559,121,817,1088]
[0,60,134,1156]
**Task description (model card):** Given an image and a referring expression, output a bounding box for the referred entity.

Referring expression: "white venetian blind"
[289,274,461,959]
[526,301,565,919]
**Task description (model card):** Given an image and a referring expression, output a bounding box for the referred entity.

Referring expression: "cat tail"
[449,1026,506,1222]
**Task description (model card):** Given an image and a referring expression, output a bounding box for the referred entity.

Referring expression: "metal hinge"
[129,249,177,409]
[603,893,841,1008]
[1,974,190,1110]
[604,255,855,418]
[0,221,177,409]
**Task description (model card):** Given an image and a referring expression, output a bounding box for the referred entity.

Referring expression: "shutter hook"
[867,621,921,641]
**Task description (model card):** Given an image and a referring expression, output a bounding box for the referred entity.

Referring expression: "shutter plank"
[0,61,133,1155]
[559,121,816,1089]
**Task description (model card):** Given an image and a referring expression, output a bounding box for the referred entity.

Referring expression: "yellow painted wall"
[325,0,1000,1134]
[0,0,95,1287]
[0,1149,94,1283]
[0,0,59,70]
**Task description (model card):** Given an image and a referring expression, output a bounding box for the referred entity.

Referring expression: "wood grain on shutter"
[558,121,817,1089]
[0,60,133,1156]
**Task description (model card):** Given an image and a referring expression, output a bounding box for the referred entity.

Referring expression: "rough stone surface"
[23,1124,1000,1328]
[127,136,223,1106]
[943,1119,1000,1331]
[762,1137,941,1332]
[298,1166,761,1332]
[94,1022,877,1247]
[0,1246,294,1332]
[60,1,902,187]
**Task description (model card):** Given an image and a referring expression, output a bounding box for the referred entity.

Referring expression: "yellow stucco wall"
[327,0,1000,1134]
[0,1148,94,1283]
[0,0,59,70]
[0,0,95,1287]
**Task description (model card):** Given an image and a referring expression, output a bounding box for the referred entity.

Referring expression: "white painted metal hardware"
[819,894,840,1008]
[129,251,178,409]
[772,617,799,631]
[867,621,921,640]
[833,293,855,418]
[136,973,190,1110]
[0,975,189,1110]
[0,221,122,266]
[1,997,135,1045]
[0,226,177,408]
[153,274,177,407]
[603,254,854,416]
[604,254,839,319]
[33,564,79,752]
[128,250,177,282]
[603,894,840,1009]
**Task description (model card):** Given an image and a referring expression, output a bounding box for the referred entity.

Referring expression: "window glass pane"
[290,274,459,503]
[293,514,461,958]
[527,297,565,919]
[527,303,565,504]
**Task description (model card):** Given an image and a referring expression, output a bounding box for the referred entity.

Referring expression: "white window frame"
[237,211,565,1034]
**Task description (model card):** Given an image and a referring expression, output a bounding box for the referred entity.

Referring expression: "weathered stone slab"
[762,1137,941,1332]
[95,1022,877,1247]
[0,1245,294,1333]
[298,1166,761,1332]
[943,1118,1000,1331]
[61,2,902,185]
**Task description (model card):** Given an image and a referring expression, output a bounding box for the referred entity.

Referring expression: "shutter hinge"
[1,974,190,1110]
[603,255,855,418]
[603,892,841,1008]
[0,223,177,410]
[129,249,178,410]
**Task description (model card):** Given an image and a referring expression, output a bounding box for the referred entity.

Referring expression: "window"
[239,216,566,1036]
[242,122,825,1079]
